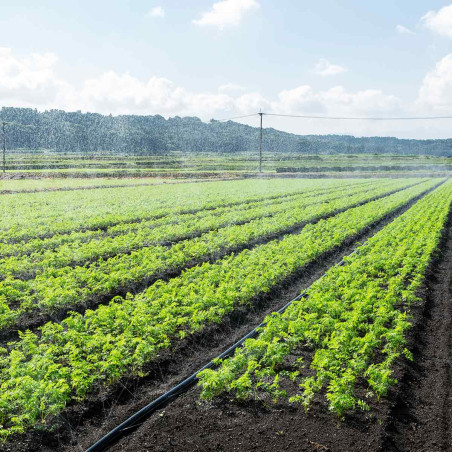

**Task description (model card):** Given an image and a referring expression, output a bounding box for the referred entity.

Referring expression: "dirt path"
[382,219,452,451]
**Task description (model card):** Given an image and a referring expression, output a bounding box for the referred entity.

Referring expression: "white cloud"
[235,92,270,112]
[273,85,400,117]
[78,76,400,120]
[193,0,259,30]
[417,53,452,112]
[422,5,452,37]
[314,58,348,77]
[276,86,324,113]
[0,47,73,108]
[78,72,250,118]
[396,24,414,35]
[147,6,165,18]
[0,47,401,120]
[6,47,452,138]
[0,47,57,91]
[218,83,246,93]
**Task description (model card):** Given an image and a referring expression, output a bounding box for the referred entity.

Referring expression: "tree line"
[1,107,451,156]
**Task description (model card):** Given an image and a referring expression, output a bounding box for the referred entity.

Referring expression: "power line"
[264,112,452,120]
[213,112,452,122]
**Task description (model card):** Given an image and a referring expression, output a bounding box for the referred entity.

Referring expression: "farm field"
[1,176,452,452]
[2,151,452,179]
[0,177,201,194]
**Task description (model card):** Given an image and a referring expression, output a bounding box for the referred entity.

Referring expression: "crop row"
[0,181,357,258]
[1,179,363,244]
[0,179,408,280]
[0,176,180,193]
[197,179,452,417]
[0,180,435,330]
[0,179,381,259]
[0,178,437,440]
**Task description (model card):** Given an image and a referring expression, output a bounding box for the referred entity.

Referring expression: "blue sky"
[1,0,452,138]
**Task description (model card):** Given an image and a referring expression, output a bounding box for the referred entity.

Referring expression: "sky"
[1,1,452,138]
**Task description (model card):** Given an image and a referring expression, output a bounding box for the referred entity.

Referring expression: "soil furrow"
[380,207,452,452]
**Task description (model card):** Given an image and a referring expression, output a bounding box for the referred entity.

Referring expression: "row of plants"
[0,179,374,259]
[197,180,452,418]
[0,179,380,261]
[0,179,405,280]
[1,179,358,244]
[0,180,434,329]
[0,179,436,440]
[0,176,178,193]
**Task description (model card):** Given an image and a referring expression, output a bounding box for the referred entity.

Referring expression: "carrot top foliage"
[0,179,436,439]
[198,180,452,418]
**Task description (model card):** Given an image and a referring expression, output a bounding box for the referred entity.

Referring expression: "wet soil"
[381,210,452,451]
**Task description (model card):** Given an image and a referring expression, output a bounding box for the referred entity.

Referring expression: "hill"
[1,107,451,156]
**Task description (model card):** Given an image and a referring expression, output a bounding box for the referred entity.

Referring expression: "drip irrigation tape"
[85,252,356,452]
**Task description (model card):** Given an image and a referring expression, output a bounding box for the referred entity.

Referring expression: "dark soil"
[381,209,452,451]
[4,183,440,452]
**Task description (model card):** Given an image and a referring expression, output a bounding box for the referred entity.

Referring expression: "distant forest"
[1,107,452,156]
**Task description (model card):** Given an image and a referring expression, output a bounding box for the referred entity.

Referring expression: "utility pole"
[258,111,263,173]
[2,122,6,174]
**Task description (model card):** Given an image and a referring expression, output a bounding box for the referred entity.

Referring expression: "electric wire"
[264,112,452,120]
[214,112,452,122]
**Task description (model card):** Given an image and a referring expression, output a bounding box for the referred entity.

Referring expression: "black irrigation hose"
[85,252,354,452]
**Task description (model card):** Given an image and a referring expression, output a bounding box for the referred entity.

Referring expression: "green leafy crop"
[198,180,452,418]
